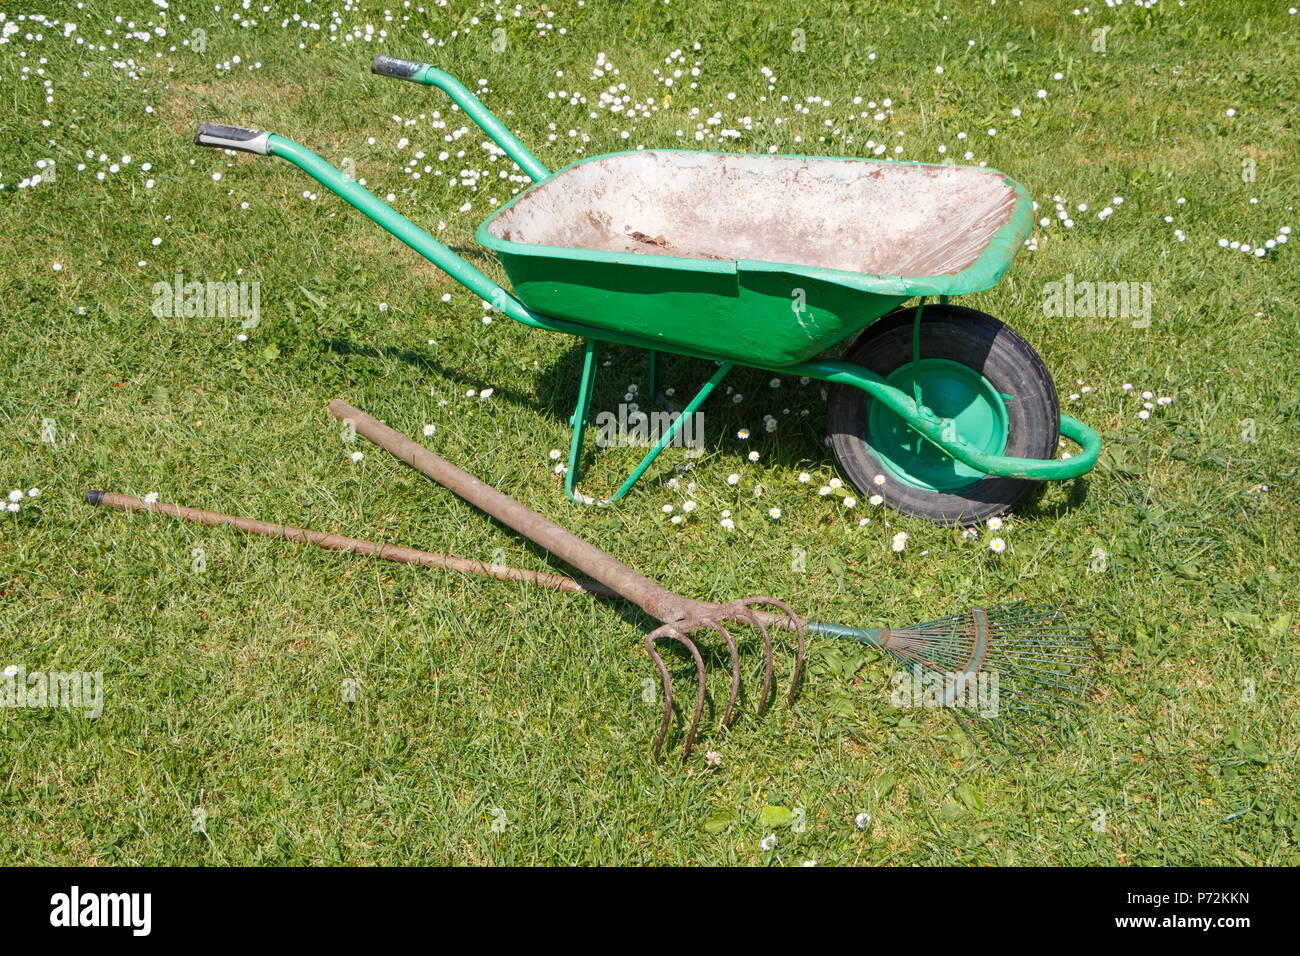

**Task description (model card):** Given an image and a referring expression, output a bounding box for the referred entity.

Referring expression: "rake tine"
[645,626,707,762]
[728,603,775,716]
[738,596,806,707]
[707,619,743,730]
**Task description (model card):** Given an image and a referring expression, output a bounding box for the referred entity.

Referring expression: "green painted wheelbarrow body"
[478,242,907,368]
[476,147,1035,367]
[191,54,1101,506]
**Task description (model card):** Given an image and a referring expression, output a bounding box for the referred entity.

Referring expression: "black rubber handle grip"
[371,54,426,80]
[194,122,271,154]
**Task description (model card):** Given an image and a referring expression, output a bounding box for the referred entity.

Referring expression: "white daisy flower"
[7,490,22,503]
[768,507,782,519]
[986,516,1004,531]
[747,451,760,462]
[349,452,364,463]
[869,494,884,506]
[988,537,1007,553]
[423,424,437,437]
[843,497,856,508]
[854,812,872,830]
[760,834,778,852]
[797,472,811,483]
[727,473,741,485]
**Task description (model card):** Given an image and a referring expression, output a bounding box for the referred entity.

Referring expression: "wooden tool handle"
[328,399,703,625]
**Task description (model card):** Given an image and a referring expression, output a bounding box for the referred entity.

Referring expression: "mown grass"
[0,0,1296,865]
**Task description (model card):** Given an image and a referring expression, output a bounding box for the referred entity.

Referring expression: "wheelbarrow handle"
[191,123,546,326]
[370,54,425,80]
[369,53,550,182]
[194,122,271,155]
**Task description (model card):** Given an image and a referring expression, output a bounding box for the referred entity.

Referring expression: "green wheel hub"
[866,358,1009,493]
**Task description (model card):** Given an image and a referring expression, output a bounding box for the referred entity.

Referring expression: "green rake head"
[871,602,1099,751]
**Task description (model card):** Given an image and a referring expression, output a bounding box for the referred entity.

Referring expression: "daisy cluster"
[1217,225,1290,259]
[752,808,875,858]
[1065,379,1174,425]
[4,487,41,513]
[960,515,1010,554]
[1121,383,1174,422]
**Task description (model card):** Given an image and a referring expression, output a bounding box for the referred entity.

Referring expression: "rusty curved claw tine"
[736,596,806,707]
[723,602,775,716]
[645,625,707,762]
[706,619,743,730]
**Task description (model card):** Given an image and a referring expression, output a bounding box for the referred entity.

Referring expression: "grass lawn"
[1,0,1297,865]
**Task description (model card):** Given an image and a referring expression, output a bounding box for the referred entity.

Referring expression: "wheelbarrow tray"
[478,150,1033,367]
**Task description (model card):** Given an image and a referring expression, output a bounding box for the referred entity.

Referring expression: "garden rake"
[87,399,1097,760]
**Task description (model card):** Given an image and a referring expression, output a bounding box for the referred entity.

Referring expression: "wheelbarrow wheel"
[827,304,1059,525]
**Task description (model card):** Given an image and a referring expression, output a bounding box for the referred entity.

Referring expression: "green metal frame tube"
[267,134,540,326]
[564,340,601,503]
[382,60,550,182]
[606,362,732,502]
[789,357,1101,480]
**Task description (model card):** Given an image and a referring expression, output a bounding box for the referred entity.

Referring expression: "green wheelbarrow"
[193,54,1101,524]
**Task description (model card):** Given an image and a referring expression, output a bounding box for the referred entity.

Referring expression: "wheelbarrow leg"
[566,349,730,504]
[647,349,659,399]
[605,362,732,502]
[564,339,600,503]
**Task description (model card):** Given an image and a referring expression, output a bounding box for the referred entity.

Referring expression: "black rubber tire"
[827,304,1059,525]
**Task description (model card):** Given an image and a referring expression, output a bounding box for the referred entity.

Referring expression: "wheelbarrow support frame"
[192,55,1101,504]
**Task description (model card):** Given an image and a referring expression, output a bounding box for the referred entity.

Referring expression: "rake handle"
[329,400,704,625]
[84,490,617,598]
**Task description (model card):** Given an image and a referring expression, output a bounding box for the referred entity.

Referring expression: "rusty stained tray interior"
[484,150,1022,279]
